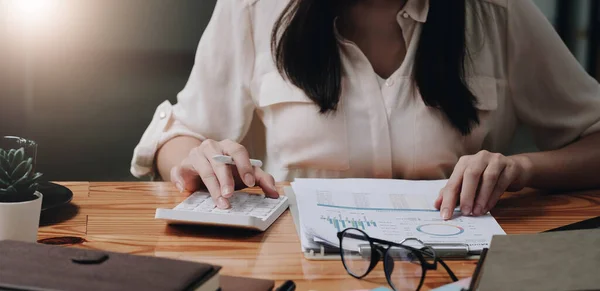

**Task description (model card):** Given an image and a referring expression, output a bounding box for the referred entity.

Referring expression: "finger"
[170,162,201,193]
[459,155,488,216]
[189,147,230,209]
[439,187,460,220]
[439,157,468,219]
[170,165,186,192]
[473,155,506,216]
[202,141,236,200]
[254,168,279,198]
[220,139,255,187]
[486,165,518,212]
[434,186,446,209]
[434,192,443,210]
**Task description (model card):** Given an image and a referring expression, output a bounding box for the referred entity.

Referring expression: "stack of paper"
[291,178,506,254]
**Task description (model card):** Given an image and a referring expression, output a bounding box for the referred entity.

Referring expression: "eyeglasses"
[337,228,458,291]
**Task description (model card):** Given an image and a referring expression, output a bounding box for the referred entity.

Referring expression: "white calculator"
[155,191,289,231]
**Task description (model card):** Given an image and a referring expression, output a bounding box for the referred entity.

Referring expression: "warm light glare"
[6,0,57,28]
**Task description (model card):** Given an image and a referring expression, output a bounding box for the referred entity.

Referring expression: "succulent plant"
[0,147,42,197]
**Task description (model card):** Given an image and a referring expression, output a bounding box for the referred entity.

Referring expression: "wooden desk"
[38,182,600,291]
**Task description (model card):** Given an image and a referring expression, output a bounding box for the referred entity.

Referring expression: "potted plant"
[0,147,43,242]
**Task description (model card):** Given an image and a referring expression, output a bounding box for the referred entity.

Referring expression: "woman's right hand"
[169,139,279,209]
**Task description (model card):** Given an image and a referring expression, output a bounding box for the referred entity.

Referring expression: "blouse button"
[402,12,409,19]
[385,79,395,87]
[159,111,167,119]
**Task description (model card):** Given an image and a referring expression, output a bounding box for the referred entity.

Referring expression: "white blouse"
[131,0,600,182]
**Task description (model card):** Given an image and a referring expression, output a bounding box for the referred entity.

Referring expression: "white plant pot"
[0,192,43,242]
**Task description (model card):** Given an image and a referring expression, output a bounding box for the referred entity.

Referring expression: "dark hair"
[271,0,479,135]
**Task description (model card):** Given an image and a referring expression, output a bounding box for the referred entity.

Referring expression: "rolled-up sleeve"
[507,0,600,151]
[131,0,256,178]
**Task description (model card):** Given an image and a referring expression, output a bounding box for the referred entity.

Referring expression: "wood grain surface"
[38,182,600,291]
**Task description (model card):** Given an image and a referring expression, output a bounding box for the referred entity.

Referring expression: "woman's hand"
[170,139,279,209]
[434,150,532,219]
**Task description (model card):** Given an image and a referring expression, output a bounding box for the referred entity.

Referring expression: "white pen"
[212,154,263,168]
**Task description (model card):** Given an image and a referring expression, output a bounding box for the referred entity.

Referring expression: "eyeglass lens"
[340,228,372,277]
[341,230,433,291]
[385,245,424,291]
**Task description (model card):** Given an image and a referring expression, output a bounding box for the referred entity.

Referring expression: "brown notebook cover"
[476,229,600,291]
[220,276,274,291]
[0,240,220,291]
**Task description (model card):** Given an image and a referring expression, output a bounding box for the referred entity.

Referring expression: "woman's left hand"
[434,150,532,220]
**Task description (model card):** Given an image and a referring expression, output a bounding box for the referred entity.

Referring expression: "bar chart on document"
[320,214,378,232]
[292,179,506,252]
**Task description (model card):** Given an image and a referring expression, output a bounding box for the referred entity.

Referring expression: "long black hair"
[271,0,479,135]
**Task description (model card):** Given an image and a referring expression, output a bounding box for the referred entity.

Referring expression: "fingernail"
[244,173,255,187]
[441,208,451,220]
[270,184,279,196]
[473,205,484,216]
[461,205,472,215]
[216,197,229,209]
[175,182,184,193]
[221,185,233,197]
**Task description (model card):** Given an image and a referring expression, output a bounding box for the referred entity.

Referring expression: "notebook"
[0,240,273,291]
[220,276,274,291]
[473,229,600,291]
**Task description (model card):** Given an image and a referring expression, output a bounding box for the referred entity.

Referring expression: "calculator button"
[264,199,281,205]
[195,202,215,211]
[212,208,231,214]
[237,206,255,213]
[175,204,196,210]
[257,202,276,209]
[252,208,271,215]
[186,194,208,204]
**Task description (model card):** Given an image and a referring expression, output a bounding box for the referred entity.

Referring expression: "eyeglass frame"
[337,228,459,291]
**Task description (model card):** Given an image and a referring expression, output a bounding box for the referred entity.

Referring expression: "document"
[291,178,506,253]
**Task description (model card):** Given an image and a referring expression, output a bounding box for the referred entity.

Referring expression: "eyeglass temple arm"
[417,246,458,282]
[437,258,459,282]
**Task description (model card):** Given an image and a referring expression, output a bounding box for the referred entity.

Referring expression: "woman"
[131,0,600,219]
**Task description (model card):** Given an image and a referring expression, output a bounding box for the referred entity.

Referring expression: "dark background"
[2,0,217,180]
[0,0,597,181]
